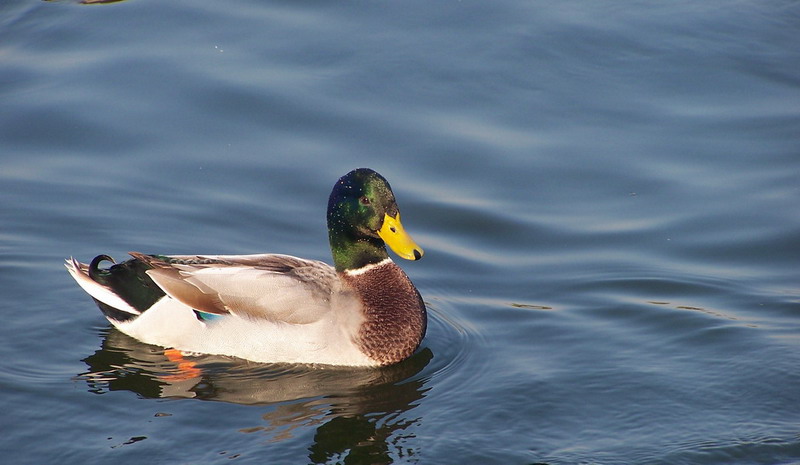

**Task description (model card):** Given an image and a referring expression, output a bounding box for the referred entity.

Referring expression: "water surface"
[1,0,799,463]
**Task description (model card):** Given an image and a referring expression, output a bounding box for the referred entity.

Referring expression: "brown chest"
[342,263,426,365]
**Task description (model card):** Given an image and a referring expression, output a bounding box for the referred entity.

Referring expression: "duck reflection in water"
[79,327,432,462]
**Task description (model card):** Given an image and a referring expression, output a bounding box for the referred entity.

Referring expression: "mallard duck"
[66,168,426,367]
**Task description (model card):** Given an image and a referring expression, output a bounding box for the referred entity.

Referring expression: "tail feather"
[65,256,142,320]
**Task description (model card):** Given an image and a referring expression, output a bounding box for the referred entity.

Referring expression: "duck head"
[327,168,423,272]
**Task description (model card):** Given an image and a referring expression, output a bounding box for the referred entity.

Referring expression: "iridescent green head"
[327,168,423,272]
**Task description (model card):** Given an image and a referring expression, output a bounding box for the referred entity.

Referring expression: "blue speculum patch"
[193,310,222,322]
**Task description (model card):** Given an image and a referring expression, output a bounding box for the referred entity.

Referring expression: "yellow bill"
[378,213,424,260]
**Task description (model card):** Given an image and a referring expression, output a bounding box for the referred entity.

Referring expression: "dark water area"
[1,0,799,463]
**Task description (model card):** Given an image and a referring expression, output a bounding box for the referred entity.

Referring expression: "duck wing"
[129,252,339,324]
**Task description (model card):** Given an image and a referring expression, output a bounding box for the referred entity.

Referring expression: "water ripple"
[420,300,482,385]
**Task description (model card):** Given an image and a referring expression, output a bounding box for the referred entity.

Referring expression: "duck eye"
[359,196,371,206]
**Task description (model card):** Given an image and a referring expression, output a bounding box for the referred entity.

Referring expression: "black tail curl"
[89,254,116,283]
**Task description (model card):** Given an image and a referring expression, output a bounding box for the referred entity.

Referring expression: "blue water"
[2,0,799,463]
